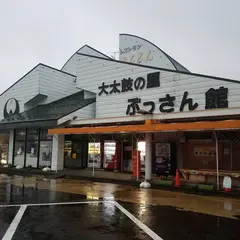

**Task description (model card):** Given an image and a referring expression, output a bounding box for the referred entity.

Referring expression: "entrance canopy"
[48,119,240,135]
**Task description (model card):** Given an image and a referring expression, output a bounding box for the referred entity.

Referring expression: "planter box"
[198,184,215,191]
[184,183,198,189]
[156,180,173,186]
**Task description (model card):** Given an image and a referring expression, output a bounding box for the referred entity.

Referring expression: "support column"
[8,130,14,165]
[214,131,220,190]
[51,134,64,171]
[145,133,152,180]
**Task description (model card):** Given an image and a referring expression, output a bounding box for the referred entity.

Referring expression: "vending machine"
[155,143,172,176]
[103,141,116,169]
[88,142,101,168]
[104,141,122,170]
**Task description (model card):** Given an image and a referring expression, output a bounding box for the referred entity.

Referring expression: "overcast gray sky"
[0,0,239,93]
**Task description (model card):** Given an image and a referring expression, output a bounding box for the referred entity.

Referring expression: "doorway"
[64,141,88,168]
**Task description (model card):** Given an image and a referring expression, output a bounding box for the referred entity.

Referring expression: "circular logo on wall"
[3,98,20,118]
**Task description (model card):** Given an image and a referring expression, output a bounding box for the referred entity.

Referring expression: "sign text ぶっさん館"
[97,73,228,116]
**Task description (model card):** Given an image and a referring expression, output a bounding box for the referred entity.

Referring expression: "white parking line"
[114,201,163,240]
[1,200,163,240]
[2,205,27,240]
[0,200,104,208]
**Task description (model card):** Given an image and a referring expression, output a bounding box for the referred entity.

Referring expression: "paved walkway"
[65,168,136,180]
[1,167,240,198]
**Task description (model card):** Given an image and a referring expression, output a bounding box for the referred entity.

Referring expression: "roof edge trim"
[77,52,240,84]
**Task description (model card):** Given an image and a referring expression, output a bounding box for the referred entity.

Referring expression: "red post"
[133,150,141,177]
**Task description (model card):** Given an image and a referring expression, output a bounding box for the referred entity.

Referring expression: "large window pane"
[39,141,52,167]
[25,129,39,167]
[15,130,26,141]
[27,129,39,141]
[14,141,25,166]
[26,140,38,167]
[0,134,9,165]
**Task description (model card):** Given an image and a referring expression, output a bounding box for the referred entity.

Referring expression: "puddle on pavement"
[0,174,240,219]
[14,203,152,240]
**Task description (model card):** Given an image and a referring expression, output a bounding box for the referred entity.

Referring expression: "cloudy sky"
[0,0,239,93]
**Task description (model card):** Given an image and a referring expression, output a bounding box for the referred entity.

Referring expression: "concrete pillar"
[145,133,152,180]
[51,134,64,171]
[8,130,14,165]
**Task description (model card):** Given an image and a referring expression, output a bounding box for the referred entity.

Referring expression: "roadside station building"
[1,34,240,188]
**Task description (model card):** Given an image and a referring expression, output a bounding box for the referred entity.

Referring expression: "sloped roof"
[0,91,95,129]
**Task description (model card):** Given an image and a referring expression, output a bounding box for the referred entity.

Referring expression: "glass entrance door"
[71,141,83,168]
[64,141,85,168]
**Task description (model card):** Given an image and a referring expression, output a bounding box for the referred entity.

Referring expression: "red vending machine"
[104,141,121,171]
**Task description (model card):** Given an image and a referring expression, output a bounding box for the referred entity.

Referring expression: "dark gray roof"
[0,91,95,129]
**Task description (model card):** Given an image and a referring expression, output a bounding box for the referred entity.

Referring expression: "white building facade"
[1,34,240,187]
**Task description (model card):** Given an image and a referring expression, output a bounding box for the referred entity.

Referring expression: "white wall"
[0,64,79,119]
[75,54,240,120]
[39,65,78,104]
[0,64,78,120]
[61,45,110,75]
[51,134,64,171]
[0,66,40,120]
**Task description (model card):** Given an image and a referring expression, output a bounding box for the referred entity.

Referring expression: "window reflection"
[14,141,25,166]
[25,129,39,167]
[26,141,38,167]
[13,129,53,168]
[39,141,52,167]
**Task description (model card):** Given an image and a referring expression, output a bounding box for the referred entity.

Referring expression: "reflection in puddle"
[0,174,240,219]
[87,195,100,200]
[224,201,233,211]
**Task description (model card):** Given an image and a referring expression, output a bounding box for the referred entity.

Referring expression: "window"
[0,134,9,164]
[39,129,52,167]
[14,141,25,166]
[26,129,39,167]
[39,141,52,167]
[13,129,53,168]
[15,129,26,141]
[14,130,26,166]
[26,140,38,167]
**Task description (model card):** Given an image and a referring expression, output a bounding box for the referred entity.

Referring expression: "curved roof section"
[119,34,190,73]
[61,45,110,75]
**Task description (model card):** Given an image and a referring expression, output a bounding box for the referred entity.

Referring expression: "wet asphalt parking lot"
[0,174,239,239]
